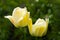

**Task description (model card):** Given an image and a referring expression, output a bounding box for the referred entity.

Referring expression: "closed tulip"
[28,18,49,37]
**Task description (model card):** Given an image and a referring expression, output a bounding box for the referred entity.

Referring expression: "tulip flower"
[28,18,49,37]
[4,7,30,28]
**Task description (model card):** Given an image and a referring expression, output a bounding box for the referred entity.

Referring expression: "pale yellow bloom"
[28,18,49,37]
[4,7,49,37]
[4,7,30,28]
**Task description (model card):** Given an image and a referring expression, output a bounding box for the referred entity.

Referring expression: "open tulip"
[4,7,30,28]
[28,18,49,37]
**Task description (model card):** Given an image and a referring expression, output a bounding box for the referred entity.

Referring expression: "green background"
[0,0,60,40]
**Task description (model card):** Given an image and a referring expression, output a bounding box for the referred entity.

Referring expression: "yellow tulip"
[4,7,30,28]
[4,7,49,37]
[28,18,49,37]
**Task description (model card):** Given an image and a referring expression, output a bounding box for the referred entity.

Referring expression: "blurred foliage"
[0,0,60,40]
